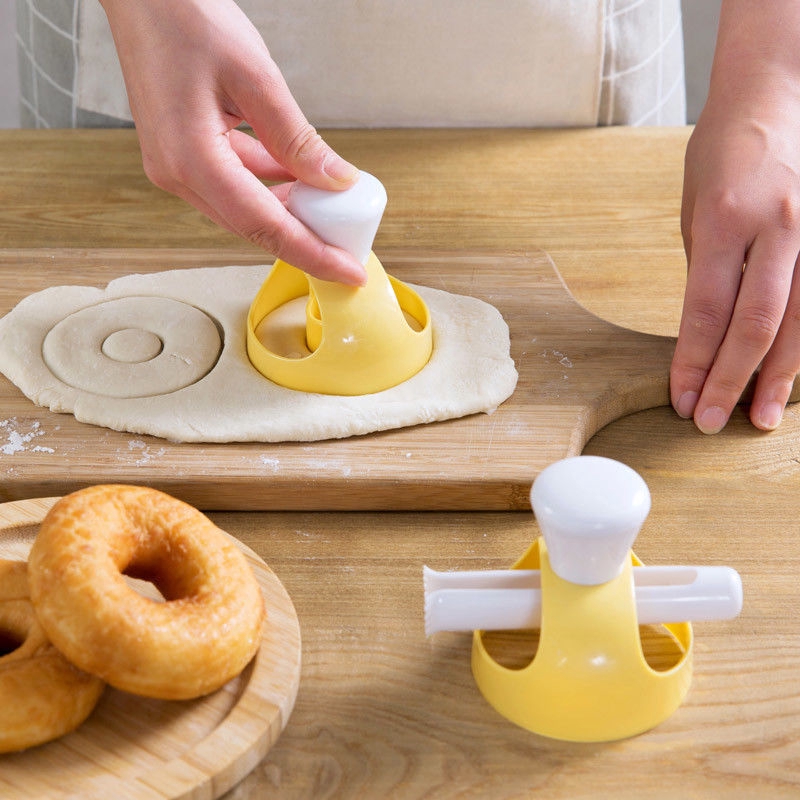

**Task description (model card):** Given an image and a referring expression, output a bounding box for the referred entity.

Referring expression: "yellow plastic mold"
[246,251,432,395]
[471,538,693,742]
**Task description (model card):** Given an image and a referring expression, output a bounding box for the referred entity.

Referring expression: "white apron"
[20,0,686,128]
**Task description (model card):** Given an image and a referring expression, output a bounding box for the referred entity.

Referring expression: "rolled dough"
[0,264,518,443]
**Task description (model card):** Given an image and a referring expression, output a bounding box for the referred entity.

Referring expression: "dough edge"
[0,264,518,443]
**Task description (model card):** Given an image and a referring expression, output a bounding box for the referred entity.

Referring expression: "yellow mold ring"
[472,538,693,742]
[247,252,432,395]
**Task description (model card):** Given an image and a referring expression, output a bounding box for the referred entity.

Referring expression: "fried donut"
[0,559,104,753]
[28,485,265,700]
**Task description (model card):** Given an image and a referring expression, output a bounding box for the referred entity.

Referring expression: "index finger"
[177,133,367,285]
[670,232,746,420]
[689,231,797,433]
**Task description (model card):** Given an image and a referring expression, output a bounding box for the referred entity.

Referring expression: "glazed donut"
[0,559,104,753]
[28,485,265,700]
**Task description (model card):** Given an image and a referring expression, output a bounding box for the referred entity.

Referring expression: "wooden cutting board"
[0,497,301,799]
[0,247,687,510]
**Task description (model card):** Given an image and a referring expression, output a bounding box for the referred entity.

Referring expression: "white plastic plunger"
[530,455,651,586]
[422,564,743,635]
[249,168,432,395]
[422,456,743,636]
[287,170,387,265]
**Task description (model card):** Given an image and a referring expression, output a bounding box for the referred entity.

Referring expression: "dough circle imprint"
[0,559,105,753]
[27,485,266,700]
[0,264,518,442]
[41,295,222,398]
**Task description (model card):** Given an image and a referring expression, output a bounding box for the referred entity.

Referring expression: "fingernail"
[337,257,368,286]
[323,155,359,185]
[675,391,699,419]
[696,406,728,435]
[755,401,783,430]
[348,266,368,286]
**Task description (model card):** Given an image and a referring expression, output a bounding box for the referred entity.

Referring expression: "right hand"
[670,0,800,433]
[99,0,366,285]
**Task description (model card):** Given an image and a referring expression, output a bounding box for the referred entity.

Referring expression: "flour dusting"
[126,439,167,466]
[540,349,573,368]
[0,418,53,455]
[259,456,281,471]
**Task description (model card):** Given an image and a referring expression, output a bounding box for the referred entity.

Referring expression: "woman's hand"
[671,0,800,432]
[99,0,366,285]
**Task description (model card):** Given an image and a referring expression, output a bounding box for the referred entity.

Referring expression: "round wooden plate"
[0,497,302,800]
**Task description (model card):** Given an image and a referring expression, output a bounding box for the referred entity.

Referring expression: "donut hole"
[0,628,23,658]
[123,573,166,603]
[0,608,31,660]
[122,543,206,603]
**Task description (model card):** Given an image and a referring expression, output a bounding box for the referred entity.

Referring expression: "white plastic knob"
[530,456,651,586]
[287,170,387,265]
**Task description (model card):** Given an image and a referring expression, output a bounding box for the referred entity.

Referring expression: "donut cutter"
[247,172,432,395]
[424,456,743,742]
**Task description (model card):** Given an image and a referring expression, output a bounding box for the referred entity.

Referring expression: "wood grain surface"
[0,127,689,339]
[2,128,800,798]
[0,247,677,511]
[212,447,800,800]
[0,498,301,800]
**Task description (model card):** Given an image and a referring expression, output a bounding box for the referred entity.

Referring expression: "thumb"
[241,65,358,190]
[280,122,360,189]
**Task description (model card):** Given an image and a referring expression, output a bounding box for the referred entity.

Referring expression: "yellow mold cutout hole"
[247,251,433,395]
[472,538,694,743]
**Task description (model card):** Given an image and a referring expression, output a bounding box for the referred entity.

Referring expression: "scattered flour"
[0,418,54,455]
[258,456,281,471]
[126,439,167,466]
[304,459,352,477]
[540,349,573,368]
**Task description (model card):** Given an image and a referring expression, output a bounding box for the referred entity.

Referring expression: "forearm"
[708,0,800,109]
[90,0,363,284]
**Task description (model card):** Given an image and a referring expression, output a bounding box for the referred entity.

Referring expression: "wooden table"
[2,128,800,798]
